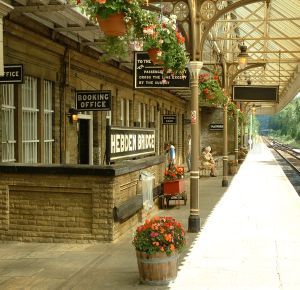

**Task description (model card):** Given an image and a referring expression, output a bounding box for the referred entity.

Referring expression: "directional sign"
[134,52,189,89]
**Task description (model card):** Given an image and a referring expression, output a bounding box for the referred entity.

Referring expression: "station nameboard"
[209,124,224,130]
[134,52,189,89]
[106,127,155,163]
[232,85,279,102]
[0,64,23,83]
[162,115,177,125]
[76,90,111,111]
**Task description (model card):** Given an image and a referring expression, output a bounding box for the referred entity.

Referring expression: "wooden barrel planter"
[229,163,238,175]
[96,12,127,36]
[147,48,163,65]
[136,251,179,285]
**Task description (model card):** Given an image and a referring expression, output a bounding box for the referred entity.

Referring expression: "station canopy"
[6,0,300,114]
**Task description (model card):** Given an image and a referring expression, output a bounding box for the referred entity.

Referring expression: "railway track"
[263,137,300,195]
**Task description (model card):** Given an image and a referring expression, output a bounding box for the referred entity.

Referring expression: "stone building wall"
[2,18,187,166]
[0,156,164,242]
[200,106,234,155]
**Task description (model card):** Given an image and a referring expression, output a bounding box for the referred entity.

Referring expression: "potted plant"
[132,216,186,285]
[227,100,238,118]
[163,165,185,195]
[142,15,189,75]
[75,0,148,36]
[198,73,227,106]
[228,159,238,175]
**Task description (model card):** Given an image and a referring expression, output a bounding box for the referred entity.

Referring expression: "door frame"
[77,112,93,165]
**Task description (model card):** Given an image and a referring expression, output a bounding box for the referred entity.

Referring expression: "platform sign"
[209,124,224,130]
[162,114,177,125]
[134,52,189,89]
[0,64,23,83]
[76,90,111,111]
[106,126,155,163]
[232,85,279,102]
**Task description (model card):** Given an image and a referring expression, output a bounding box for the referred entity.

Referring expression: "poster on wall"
[106,126,155,163]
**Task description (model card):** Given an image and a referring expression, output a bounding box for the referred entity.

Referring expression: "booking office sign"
[76,90,111,111]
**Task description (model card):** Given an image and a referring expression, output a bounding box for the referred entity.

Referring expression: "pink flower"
[150,232,159,238]
[143,26,155,35]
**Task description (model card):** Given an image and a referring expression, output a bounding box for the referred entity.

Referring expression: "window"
[22,76,39,163]
[120,98,131,126]
[1,84,16,162]
[44,80,54,164]
[138,103,147,127]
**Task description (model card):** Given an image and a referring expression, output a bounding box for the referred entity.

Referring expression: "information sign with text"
[0,64,23,83]
[134,52,189,89]
[162,115,177,125]
[106,127,155,163]
[76,90,111,111]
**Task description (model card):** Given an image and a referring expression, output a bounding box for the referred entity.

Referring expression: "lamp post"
[237,43,249,69]
[188,61,203,233]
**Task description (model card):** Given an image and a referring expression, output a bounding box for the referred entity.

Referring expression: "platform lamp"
[68,108,78,123]
[237,42,250,69]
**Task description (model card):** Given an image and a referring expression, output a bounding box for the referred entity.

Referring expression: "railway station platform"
[0,139,299,289]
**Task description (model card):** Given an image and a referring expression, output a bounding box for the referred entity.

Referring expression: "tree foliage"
[268,97,300,142]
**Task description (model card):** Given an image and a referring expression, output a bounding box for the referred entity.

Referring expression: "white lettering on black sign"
[209,124,224,130]
[0,65,23,83]
[162,115,177,125]
[109,127,155,161]
[76,90,111,111]
[134,52,189,89]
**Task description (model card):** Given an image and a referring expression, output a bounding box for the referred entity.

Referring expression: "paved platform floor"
[0,140,299,289]
[171,140,300,290]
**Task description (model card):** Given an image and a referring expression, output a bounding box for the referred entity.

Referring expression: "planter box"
[163,179,185,195]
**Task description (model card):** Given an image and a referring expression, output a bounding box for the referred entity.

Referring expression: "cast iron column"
[234,110,239,163]
[188,61,203,233]
[222,104,228,187]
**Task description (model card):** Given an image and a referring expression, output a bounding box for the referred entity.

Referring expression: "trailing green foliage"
[265,97,300,145]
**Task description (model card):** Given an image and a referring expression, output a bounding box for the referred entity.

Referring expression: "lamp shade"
[237,44,249,69]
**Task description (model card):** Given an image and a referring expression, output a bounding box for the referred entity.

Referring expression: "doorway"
[78,119,89,164]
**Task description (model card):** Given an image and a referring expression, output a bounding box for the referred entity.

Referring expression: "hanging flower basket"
[147,48,163,65]
[96,12,127,36]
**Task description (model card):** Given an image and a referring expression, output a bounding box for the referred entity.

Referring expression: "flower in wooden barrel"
[133,216,186,285]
